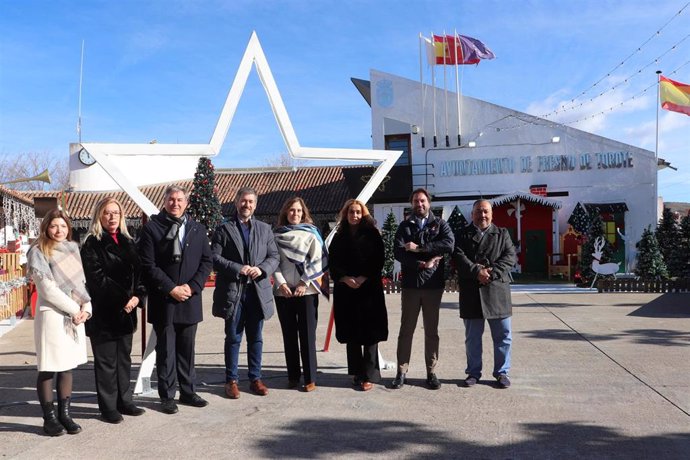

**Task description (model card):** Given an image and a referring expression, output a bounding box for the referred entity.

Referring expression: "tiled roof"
[20,165,367,223]
[0,184,34,206]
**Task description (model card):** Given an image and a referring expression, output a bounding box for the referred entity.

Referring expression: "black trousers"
[90,333,135,414]
[276,294,319,384]
[153,322,198,400]
[346,343,381,383]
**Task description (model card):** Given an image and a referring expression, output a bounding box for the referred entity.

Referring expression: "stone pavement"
[1,288,689,459]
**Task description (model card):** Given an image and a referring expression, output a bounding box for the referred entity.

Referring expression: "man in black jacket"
[139,185,213,414]
[391,188,454,390]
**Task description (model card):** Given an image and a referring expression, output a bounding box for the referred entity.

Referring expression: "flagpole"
[419,33,426,148]
[77,40,85,143]
[443,31,449,147]
[431,31,437,147]
[655,69,661,220]
[454,30,461,146]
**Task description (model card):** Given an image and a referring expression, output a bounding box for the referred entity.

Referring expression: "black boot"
[40,401,66,437]
[57,397,82,434]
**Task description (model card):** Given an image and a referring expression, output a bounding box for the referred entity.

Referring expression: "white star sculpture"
[80,31,401,217]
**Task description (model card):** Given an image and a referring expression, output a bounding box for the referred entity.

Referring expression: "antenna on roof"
[77,40,85,143]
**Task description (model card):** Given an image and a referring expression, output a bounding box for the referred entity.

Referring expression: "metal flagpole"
[654,69,662,220]
[419,33,426,148]
[443,32,449,147]
[77,40,85,143]
[431,31,437,147]
[454,30,461,146]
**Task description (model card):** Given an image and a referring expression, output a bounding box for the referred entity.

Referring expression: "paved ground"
[1,288,689,459]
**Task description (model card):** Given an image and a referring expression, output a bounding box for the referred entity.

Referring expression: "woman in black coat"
[81,197,146,423]
[329,199,388,391]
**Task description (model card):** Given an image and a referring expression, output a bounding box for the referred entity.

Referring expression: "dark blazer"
[211,216,280,321]
[454,223,517,319]
[330,224,388,345]
[138,211,213,326]
[394,213,454,289]
[81,232,146,339]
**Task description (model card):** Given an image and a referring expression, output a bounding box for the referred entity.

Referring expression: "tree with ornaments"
[188,157,223,238]
[635,226,669,280]
[381,211,398,280]
[567,202,591,235]
[445,206,468,280]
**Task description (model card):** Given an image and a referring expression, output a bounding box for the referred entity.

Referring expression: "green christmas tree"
[635,226,669,280]
[677,214,690,278]
[188,157,223,237]
[578,212,614,282]
[655,207,682,277]
[445,206,467,279]
[381,211,398,279]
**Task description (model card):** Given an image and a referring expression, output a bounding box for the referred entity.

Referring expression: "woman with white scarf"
[27,209,92,436]
[273,197,329,392]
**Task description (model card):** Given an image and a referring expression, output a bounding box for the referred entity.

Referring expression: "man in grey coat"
[454,199,516,389]
[211,187,279,399]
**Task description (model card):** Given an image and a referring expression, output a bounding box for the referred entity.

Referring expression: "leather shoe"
[119,403,145,416]
[302,382,316,392]
[426,373,441,390]
[250,379,269,396]
[225,380,240,399]
[101,410,124,424]
[160,399,178,415]
[287,379,300,389]
[391,372,406,389]
[179,393,208,408]
[360,381,373,391]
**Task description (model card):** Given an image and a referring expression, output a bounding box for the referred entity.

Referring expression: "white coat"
[33,275,92,372]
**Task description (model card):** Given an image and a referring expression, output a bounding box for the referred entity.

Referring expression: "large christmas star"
[80,31,401,216]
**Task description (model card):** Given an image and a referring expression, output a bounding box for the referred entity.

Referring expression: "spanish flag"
[660,75,690,116]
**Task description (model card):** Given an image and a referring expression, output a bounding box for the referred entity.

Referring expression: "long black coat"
[454,223,517,319]
[81,232,146,339]
[138,211,213,326]
[329,224,388,345]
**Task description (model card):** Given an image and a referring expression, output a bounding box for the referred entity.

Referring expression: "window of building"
[385,134,411,166]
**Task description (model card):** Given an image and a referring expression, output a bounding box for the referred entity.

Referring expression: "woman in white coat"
[27,209,92,437]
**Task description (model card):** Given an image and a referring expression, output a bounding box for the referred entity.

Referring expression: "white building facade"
[366,70,658,274]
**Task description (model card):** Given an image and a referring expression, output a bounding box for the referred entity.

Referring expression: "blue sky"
[1,0,689,201]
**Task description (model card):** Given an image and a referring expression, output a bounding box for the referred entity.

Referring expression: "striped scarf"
[274,223,330,298]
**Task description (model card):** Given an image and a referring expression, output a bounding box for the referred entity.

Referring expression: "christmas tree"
[188,157,223,237]
[568,202,591,234]
[655,207,682,277]
[676,214,690,278]
[578,212,614,282]
[635,226,669,280]
[445,206,467,279]
[380,211,398,279]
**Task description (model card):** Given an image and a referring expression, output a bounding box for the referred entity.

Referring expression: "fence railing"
[597,277,690,293]
[0,253,29,321]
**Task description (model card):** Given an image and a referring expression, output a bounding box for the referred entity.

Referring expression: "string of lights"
[539,2,690,119]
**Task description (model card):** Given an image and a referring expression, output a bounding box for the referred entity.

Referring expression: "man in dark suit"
[211,186,279,399]
[454,199,516,389]
[139,185,213,414]
[391,188,454,390]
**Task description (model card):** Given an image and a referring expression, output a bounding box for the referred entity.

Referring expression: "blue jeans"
[463,317,512,379]
[224,285,264,382]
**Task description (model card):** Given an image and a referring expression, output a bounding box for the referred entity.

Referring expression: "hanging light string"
[539,2,689,119]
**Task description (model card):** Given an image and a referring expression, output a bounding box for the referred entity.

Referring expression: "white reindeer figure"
[591,236,621,275]
[589,236,621,289]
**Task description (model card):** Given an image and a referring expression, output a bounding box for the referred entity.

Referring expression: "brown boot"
[250,379,269,396]
[224,380,240,399]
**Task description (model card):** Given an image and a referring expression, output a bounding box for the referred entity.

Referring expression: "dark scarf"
[163,212,186,263]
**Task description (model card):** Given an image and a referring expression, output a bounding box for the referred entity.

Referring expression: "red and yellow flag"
[660,75,690,116]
